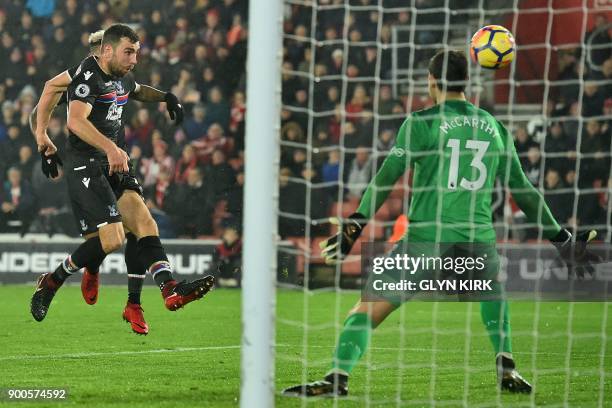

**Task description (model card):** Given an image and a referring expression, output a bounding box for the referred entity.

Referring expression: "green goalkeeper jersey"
[356,99,561,243]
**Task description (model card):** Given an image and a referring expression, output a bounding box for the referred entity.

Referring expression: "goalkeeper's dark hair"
[101,24,139,48]
[428,50,468,93]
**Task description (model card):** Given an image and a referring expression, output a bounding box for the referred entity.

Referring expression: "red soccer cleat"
[81,267,99,305]
[122,302,149,335]
[163,276,215,311]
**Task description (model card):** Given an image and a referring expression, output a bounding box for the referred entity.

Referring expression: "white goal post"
[240,0,283,406]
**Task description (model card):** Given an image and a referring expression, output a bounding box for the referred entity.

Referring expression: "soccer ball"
[470,25,516,69]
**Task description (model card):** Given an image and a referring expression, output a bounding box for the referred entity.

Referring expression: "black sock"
[137,235,173,288]
[125,233,145,304]
[128,292,141,304]
[50,258,77,285]
[52,237,107,284]
[71,236,108,270]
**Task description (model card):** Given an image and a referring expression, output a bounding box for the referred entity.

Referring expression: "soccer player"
[31,30,173,335]
[282,50,600,397]
[30,24,214,331]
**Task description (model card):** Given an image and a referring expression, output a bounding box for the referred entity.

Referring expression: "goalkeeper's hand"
[40,151,63,179]
[164,92,184,124]
[319,213,367,264]
[551,228,602,278]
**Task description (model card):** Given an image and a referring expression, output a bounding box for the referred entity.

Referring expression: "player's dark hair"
[428,50,468,93]
[101,24,139,48]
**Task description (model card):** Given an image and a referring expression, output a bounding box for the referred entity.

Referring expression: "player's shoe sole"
[81,267,99,305]
[282,380,348,397]
[30,273,58,322]
[122,302,149,335]
[164,276,215,311]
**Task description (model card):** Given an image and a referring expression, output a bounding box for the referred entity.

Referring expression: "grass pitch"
[0,285,610,407]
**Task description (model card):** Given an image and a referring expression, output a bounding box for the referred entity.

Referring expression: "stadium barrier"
[0,235,297,285]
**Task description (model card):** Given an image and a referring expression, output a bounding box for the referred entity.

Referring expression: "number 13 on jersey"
[446,138,490,191]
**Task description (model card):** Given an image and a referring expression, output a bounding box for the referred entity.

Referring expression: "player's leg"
[475,244,531,393]
[80,231,104,305]
[282,299,398,397]
[121,231,149,335]
[31,158,124,321]
[31,222,124,322]
[480,300,532,393]
[117,190,214,310]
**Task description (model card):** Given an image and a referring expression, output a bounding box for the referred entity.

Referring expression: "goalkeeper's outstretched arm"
[320,118,415,264]
[356,118,413,219]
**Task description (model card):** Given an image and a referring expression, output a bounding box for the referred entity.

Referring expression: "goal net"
[276,0,611,406]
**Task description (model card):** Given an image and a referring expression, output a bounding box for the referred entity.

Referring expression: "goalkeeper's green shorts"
[363,240,504,305]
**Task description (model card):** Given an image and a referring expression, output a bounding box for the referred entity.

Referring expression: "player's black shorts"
[64,155,122,235]
[103,161,144,200]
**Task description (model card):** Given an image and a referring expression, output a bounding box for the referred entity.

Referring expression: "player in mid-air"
[30,29,179,335]
[30,24,214,332]
[282,50,600,397]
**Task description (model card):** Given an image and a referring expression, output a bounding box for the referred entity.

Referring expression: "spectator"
[578,120,609,188]
[206,86,230,131]
[226,168,244,219]
[174,167,214,237]
[191,123,231,164]
[543,169,573,227]
[174,144,199,184]
[0,167,35,233]
[140,138,175,188]
[543,121,575,175]
[523,146,542,186]
[213,223,242,287]
[183,104,209,141]
[322,149,340,184]
[207,149,236,202]
[346,146,373,199]
[586,14,611,67]
[30,166,74,236]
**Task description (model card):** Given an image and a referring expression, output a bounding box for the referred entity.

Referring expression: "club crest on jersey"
[108,205,119,217]
[75,84,90,98]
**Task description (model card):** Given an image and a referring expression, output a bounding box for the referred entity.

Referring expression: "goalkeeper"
[283,50,600,397]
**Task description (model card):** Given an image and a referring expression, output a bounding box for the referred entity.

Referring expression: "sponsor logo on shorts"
[80,219,88,231]
[84,71,93,80]
[82,177,90,188]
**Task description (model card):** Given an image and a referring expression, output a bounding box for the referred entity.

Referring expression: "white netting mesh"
[277,1,611,406]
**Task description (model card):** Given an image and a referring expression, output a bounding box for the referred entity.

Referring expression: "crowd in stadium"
[0,0,248,237]
[0,0,609,244]
[279,2,611,241]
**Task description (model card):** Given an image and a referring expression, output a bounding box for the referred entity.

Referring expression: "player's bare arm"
[67,100,128,175]
[32,70,72,155]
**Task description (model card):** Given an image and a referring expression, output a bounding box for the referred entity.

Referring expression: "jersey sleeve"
[66,64,80,80]
[122,73,137,93]
[67,63,101,107]
[356,115,419,219]
[496,121,561,238]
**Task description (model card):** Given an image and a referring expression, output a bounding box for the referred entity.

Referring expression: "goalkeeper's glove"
[164,92,184,124]
[40,151,63,179]
[319,212,367,264]
[550,228,602,278]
